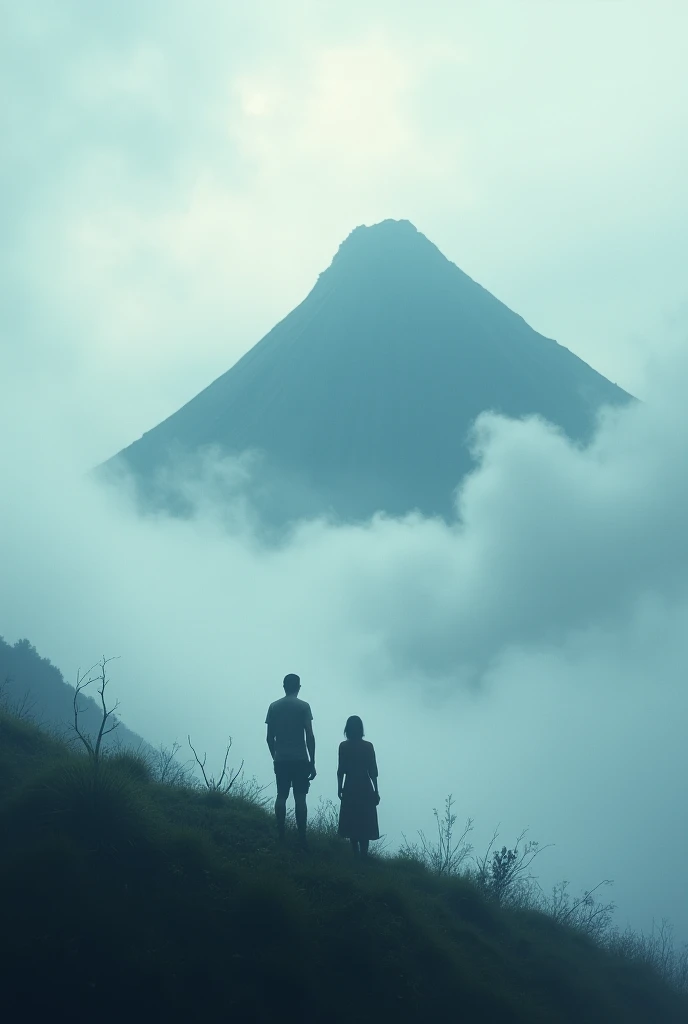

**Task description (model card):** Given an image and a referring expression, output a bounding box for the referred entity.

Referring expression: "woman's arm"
[337,742,345,799]
[369,744,380,801]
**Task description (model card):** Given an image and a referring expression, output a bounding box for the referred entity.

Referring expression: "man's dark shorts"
[274,760,311,796]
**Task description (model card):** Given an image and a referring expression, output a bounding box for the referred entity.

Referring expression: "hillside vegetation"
[1,706,686,1024]
[0,635,150,752]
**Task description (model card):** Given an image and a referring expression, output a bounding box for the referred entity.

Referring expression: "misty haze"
[2,2,688,1022]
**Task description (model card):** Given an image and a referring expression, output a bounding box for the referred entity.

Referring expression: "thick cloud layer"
[1,361,687,939]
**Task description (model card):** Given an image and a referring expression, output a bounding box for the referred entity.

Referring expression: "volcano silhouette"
[105,220,630,523]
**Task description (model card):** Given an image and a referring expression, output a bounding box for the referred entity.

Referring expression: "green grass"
[0,707,686,1024]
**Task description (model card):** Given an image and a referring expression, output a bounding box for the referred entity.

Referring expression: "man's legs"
[274,763,289,840]
[294,762,310,846]
[360,839,370,858]
[294,793,308,842]
[350,839,360,856]
[274,794,287,839]
[274,764,309,845]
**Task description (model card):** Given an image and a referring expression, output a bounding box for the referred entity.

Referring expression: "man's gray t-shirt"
[265,695,313,762]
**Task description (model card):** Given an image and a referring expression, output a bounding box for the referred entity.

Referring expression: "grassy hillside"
[0,708,686,1024]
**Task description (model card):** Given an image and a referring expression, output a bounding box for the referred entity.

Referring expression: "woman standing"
[337,716,380,857]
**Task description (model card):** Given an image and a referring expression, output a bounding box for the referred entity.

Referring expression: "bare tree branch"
[187,735,244,793]
[71,656,120,763]
[399,796,473,876]
[558,880,613,924]
[474,826,553,905]
[152,741,195,786]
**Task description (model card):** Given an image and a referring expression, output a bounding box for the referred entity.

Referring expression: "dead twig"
[72,656,121,762]
[187,735,244,793]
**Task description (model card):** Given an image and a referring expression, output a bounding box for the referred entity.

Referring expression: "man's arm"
[305,719,316,779]
[266,725,276,759]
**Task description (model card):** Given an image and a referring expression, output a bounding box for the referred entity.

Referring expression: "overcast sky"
[3,1,688,461]
[2,1,688,941]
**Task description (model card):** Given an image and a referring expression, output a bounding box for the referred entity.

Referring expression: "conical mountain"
[105,220,630,523]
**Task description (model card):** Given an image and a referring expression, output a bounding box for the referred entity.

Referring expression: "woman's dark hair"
[344,715,364,741]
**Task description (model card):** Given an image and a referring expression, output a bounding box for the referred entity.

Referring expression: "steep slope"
[105,220,630,523]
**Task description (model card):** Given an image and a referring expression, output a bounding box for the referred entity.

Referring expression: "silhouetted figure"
[266,673,316,846]
[337,716,380,857]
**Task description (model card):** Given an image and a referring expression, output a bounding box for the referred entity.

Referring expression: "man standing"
[266,673,316,845]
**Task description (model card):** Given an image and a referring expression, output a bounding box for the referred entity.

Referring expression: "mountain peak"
[326,219,450,282]
[342,218,421,242]
[105,222,631,525]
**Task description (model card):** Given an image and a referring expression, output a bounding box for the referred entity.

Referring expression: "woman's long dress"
[337,739,380,841]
